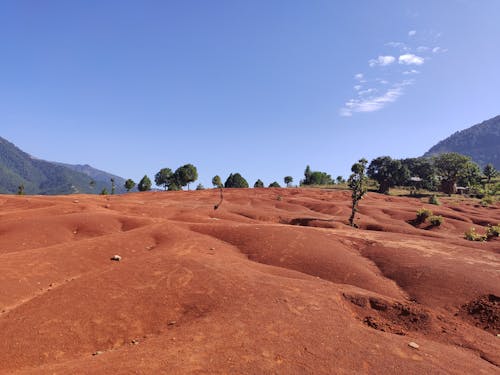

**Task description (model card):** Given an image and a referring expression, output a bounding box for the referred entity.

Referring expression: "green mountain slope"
[424,115,500,169]
[0,137,125,195]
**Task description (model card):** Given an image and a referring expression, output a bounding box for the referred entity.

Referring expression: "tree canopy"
[174,164,198,190]
[212,175,223,188]
[124,178,136,192]
[434,153,477,194]
[138,175,152,192]
[367,156,410,194]
[253,179,264,188]
[269,181,281,188]
[155,168,173,190]
[224,173,249,188]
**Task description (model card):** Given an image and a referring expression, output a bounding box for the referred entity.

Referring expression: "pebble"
[167,321,177,326]
[408,342,419,349]
[131,339,139,345]
[111,255,122,261]
[92,351,103,356]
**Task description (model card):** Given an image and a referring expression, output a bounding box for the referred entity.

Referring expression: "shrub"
[464,227,487,242]
[416,208,433,224]
[428,195,440,205]
[428,215,444,227]
[486,224,500,239]
[480,196,494,207]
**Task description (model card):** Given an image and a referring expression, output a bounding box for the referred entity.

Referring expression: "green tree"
[174,164,198,190]
[100,188,109,195]
[110,178,116,195]
[483,163,497,184]
[284,176,293,187]
[254,179,264,188]
[124,178,136,192]
[367,156,410,194]
[155,168,173,190]
[138,175,152,192]
[17,184,25,195]
[458,161,482,187]
[224,173,249,188]
[434,153,476,194]
[196,183,205,190]
[301,166,332,185]
[336,176,345,184]
[401,157,438,191]
[89,180,96,190]
[304,165,312,185]
[212,175,223,188]
[348,158,368,227]
[269,181,281,188]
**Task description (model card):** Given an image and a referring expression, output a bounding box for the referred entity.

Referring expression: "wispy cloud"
[354,73,364,81]
[432,46,448,54]
[369,55,396,67]
[340,81,413,117]
[385,41,410,51]
[399,53,424,65]
[403,69,420,75]
[340,30,446,117]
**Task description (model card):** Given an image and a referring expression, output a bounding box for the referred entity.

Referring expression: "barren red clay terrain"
[0,188,499,374]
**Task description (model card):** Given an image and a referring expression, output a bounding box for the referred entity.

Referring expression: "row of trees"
[367,153,497,195]
[116,152,497,196]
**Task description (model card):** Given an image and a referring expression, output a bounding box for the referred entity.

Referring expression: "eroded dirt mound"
[0,189,499,374]
[343,292,432,335]
[459,294,500,333]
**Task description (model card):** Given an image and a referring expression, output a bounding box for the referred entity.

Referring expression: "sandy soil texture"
[0,188,498,374]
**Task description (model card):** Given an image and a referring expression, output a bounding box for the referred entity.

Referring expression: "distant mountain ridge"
[0,136,126,195]
[424,115,500,169]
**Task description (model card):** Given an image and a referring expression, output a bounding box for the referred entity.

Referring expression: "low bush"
[428,195,441,205]
[486,224,500,239]
[428,215,444,227]
[464,227,487,242]
[416,208,433,224]
[480,196,494,207]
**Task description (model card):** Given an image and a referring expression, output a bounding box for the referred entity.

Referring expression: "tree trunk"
[440,180,457,195]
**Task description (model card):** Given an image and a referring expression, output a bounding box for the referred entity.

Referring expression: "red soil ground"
[0,188,498,374]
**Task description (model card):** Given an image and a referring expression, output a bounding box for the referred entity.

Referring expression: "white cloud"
[432,46,447,53]
[408,30,417,37]
[403,69,419,75]
[369,55,396,67]
[399,53,424,65]
[354,85,362,91]
[340,81,413,116]
[358,88,377,96]
[417,46,429,52]
[354,73,364,81]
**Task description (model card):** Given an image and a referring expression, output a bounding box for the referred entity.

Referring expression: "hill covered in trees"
[0,136,124,195]
[424,115,500,169]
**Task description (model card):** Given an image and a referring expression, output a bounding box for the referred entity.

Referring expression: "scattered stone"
[131,339,139,345]
[111,255,122,261]
[210,247,215,250]
[73,200,79,203]
[92,351,103,356]
[167,320,176,326]
[408,342,419,349]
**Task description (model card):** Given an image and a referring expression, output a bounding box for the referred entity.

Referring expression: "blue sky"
[1,1,499,188]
